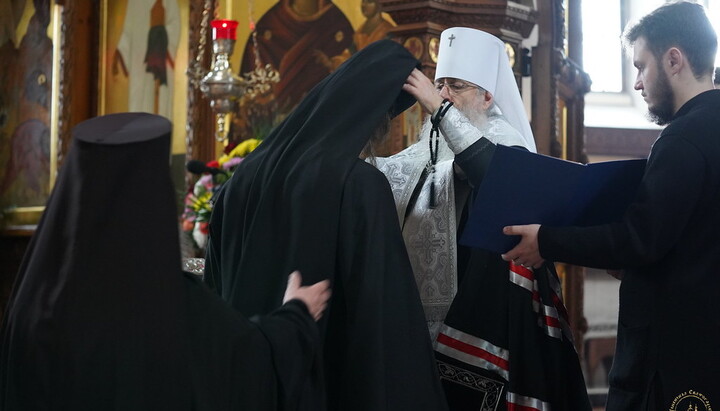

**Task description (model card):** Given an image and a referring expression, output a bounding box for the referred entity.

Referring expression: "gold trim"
[403,37,424,60]
[50,3,62,190]
[561,105,568,160]
[2,2,62,230]
[504,42,516,68]
[1,206,44,229]
[428,37,439,63]
[99,0,108,115]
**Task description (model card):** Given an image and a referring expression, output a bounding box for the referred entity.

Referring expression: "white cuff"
[438,107,489,154]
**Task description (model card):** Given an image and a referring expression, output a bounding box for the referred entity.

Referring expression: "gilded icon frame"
[0,1,63,229]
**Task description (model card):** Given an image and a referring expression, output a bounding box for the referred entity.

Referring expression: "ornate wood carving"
[56,0,98,171]
[532,0,591,353]
[561,0,590,354]
[56,1,74,171]
[531,0,560,157]
[382,0,535,40]
[383,0,536,79]
[185,0,217,188]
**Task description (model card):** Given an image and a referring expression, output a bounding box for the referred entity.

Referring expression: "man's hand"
[403,68,444,115]
[501,224,544,269]
[283,271,331,321]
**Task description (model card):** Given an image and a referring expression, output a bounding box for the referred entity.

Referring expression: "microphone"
[186,160,227,176]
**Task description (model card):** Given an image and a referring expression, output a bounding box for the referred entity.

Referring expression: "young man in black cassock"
[505,2,720,410]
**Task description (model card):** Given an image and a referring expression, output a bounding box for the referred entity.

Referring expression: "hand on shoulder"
[283,271,332,321]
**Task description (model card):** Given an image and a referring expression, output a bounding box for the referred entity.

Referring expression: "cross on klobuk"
[448,34,456,46]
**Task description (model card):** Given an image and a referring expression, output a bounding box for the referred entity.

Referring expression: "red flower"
[224,142,238,154]
[198,222,210,234]
[206,160,220,169]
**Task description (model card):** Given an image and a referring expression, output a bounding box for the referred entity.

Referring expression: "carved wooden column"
[185,0,217,187]
[532,0,591,353]
[563,0,591,164]
[56,0,97,171]
[531,0,561,157]
[532,0,589,170]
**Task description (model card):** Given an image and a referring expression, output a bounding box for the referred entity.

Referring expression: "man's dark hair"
[623,1,717,79]
[361,113,391,161]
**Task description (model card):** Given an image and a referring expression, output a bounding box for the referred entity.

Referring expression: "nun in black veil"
[205,40,449,410]
[0,112,330,410]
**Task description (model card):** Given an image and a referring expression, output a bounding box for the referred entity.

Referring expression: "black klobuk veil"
[0,113,320,410]
[205,39,416,312]
[205,40,449,410]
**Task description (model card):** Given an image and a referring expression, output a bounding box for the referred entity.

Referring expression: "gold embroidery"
[669,390,712,411]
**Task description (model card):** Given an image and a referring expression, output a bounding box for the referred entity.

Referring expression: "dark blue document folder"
[458,145,646,254]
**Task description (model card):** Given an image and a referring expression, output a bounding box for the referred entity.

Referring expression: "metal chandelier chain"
[188,0,217,89]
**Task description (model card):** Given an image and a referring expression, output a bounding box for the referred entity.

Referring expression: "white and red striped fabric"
[508,262,573,342]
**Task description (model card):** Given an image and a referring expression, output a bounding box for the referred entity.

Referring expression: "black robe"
[0,112,320,410]
[205,40,448,411]
[539,90,720,411]
[432,137,591,411]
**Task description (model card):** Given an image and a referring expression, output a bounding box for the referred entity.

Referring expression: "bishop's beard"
[418,103,489,143]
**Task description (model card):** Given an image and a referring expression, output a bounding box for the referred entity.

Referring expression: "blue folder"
[458,145,646,254]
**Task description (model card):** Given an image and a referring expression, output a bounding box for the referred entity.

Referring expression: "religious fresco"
[0,0,53,213]
[230,0,396,141]
[105,0,181,117]
[101,0,188,154]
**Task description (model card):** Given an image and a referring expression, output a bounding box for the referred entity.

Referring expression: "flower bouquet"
[182,138,262,251]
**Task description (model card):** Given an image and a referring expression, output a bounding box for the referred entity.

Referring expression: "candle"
[211,19,239,41]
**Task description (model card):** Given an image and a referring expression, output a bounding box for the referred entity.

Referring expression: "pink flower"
[223,157,243,169]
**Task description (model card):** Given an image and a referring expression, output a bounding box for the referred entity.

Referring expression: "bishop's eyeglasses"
[434,79,480,96]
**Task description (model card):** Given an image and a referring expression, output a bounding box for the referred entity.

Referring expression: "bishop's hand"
[403,68,443,115]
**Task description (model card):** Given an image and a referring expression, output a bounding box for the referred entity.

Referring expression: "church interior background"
[1,0,719,409]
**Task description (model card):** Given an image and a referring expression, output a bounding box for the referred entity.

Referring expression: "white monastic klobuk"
[435,27,536,153]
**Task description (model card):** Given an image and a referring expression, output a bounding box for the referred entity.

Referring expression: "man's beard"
[417,98,489,145]
[459,97,490,129]
[647,66,675,126]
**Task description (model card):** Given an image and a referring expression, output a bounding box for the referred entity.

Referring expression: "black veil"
[205,39,417,312]
[0,113,321,410]
[0,113,192,409]
[205,40,449,410]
